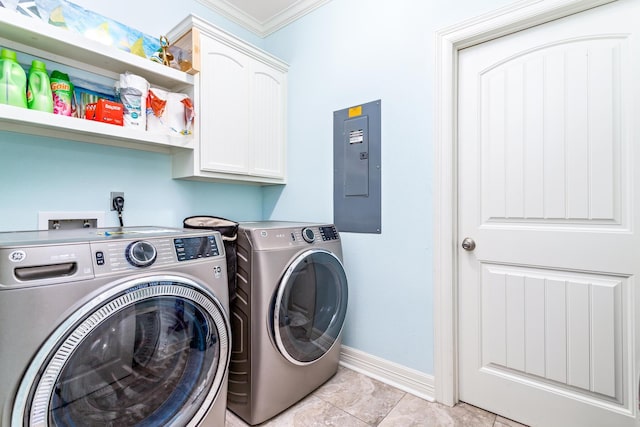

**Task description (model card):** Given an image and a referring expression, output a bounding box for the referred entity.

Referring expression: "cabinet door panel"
[248,62,286,178]
[200,36,249,174]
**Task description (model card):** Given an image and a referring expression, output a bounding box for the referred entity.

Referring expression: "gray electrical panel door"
[333,100,381,234]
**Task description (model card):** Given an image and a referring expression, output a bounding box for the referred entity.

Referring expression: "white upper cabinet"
[170,15,288,185]
[0,7,194,153]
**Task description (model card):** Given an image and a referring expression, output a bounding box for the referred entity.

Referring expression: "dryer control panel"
[248,224,340,250]
[300,226,339,243]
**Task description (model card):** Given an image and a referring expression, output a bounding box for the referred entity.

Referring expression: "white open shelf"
[0,7,195,153]
[0,104,194,152]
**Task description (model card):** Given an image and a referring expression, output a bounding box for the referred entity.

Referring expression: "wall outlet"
[110,192,124,211]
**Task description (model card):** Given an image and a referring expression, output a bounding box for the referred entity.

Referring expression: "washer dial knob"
[302,227,316,243]
[126,241,157,267]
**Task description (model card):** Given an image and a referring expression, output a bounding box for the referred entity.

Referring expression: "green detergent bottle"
[0,48,27,108]
[27,60,53,112]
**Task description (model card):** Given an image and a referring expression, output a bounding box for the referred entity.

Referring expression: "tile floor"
[225,366,528,427]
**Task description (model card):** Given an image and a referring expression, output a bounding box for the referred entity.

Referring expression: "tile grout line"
[315,396,376,426]
[376,390,408,426]
[312,385,408,426]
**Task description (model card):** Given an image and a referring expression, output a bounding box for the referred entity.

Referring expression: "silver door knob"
[461,238,476,251]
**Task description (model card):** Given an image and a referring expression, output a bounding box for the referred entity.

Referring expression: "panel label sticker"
[349,129,364,144]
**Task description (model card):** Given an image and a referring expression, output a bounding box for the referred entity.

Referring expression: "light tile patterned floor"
[225,366,528,426]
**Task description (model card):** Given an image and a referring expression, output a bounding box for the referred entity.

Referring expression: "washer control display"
[174,236,219,261]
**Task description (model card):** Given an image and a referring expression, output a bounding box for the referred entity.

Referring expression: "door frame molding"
[433,0,617,406]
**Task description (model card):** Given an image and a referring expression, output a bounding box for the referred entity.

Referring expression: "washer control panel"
[93,238,174,273]
[0,228,225,284]
[92,233,221,275]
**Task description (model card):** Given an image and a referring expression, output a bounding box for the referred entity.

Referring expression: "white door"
[458,1,640,426]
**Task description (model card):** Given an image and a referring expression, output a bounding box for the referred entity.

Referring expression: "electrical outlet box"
[39,211,105,230]
[110,192,124,211]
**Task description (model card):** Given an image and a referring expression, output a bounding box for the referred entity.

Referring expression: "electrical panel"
[333,100,381,234]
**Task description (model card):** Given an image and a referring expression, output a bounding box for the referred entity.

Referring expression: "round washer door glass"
[14,276,229,427]
[273,249,348,365]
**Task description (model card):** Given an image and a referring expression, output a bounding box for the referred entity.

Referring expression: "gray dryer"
[227,221,348,425]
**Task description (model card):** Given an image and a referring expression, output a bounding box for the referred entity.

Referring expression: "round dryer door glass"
[15,277,230,427]
[273,249,348,365]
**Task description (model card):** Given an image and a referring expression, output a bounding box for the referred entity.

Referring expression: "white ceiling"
[196,0,331,38]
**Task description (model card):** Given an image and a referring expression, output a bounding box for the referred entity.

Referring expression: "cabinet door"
[199,35,249,174]
[248,61,286,178]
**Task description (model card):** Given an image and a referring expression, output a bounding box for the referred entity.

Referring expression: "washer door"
[13,275,230,427]
[272,249,348,365]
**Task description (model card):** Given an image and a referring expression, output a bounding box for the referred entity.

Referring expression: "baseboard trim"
[339,345,435,402]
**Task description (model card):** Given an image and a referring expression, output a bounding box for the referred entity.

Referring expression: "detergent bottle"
[50,70,74,116]
[27,60,53,112]
[0,48,27,108]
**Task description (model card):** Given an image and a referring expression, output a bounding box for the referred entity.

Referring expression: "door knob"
[461,237,476,251]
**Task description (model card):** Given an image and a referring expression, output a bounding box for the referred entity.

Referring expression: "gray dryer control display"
[319,226,339,241]
[174,236,219,261]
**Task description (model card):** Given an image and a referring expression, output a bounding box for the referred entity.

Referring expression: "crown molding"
[196,0,331,37]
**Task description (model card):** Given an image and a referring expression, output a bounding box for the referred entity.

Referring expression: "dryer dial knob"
[126,241,157,267]
[302,227,316,243]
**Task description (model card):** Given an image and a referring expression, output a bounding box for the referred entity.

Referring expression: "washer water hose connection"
[112,196,125,227]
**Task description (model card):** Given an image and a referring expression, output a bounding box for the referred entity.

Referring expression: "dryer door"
[13,275,230,427]
[273,249,348,365]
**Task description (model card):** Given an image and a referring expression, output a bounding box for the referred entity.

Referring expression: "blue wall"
[0,134,263,230]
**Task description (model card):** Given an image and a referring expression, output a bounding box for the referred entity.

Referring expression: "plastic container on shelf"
[0,48,28,108]
[50,70,74,116]
[27,60,53,112]
[118,72,149,130]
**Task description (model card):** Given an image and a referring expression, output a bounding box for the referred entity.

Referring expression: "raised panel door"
[199,35,249,175]
[248,61,286,179]
[458,1,640,425]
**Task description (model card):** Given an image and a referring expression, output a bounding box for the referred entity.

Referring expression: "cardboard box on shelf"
[170,27,199,75]
[85,99,124,126]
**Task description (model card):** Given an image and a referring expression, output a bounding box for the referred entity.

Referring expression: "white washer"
[227,221,349,425]
[0,226,231,427]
